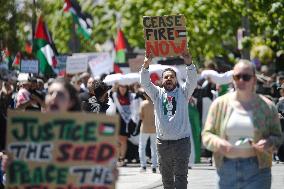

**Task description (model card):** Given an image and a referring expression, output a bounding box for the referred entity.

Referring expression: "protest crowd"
[1,1,284,189]
[1,52,284,188]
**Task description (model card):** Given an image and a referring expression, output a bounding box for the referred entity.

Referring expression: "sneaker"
[152,168,156,173]
[117,159,127,167]
[140,167,146,172]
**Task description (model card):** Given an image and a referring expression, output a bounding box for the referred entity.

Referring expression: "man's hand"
[182,50,192,65]
[143,51,153,69]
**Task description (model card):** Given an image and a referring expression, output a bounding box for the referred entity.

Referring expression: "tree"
[1,0,283,68]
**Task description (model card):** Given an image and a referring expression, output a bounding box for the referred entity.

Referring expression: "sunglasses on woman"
[233,74,253,81]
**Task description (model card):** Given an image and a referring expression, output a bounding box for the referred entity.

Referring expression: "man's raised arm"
[140,52,158,100]
[181,51,197,98]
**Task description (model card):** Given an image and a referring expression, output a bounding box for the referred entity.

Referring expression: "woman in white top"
[202,60,282,189]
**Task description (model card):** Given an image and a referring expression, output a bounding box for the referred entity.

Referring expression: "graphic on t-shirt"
[163,95,176,117]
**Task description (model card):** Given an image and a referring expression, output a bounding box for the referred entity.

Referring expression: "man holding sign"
[143,15,187,57]
[140,47,197,189]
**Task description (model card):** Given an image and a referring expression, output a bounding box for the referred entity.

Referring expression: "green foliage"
[0,0,283,64]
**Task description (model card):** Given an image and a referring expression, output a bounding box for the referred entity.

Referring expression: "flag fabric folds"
[188,103,202,163]
[12,52,21,69]
[33,16,57,76]
[114,29,126,64]
[63,0,93,39]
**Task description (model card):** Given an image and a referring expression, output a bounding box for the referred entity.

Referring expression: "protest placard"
[20,60,39,74]
[128,55,145,72]
[66,56,88,74]
[6,110,119,189]
[55,55,68,75]
[143,15,187,58]
[88,52,113,77]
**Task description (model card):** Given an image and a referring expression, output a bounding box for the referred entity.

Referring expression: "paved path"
[116,162,284,189]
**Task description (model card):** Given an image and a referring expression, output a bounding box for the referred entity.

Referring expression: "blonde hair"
[234,59,256,75]
[234,59,257,93]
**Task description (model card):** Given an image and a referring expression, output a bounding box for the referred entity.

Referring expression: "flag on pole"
[114,29,126,64]
[63,0,93,39]
[33,16,57,76]
[12,52,21,69]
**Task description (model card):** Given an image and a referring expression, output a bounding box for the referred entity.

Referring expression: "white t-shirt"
[226,108,254,149]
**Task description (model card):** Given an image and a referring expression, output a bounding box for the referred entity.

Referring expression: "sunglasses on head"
[233,74,253,81]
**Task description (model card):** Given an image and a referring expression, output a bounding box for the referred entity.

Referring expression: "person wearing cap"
[140,50,197,189]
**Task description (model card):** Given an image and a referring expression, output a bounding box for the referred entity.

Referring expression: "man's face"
[162,71,177,91]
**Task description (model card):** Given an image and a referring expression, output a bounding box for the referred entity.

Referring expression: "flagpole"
[71,19,80,53]
[32,0,37,42]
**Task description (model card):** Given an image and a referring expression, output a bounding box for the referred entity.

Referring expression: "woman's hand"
[217,139,233,155]
[252,139,273,153]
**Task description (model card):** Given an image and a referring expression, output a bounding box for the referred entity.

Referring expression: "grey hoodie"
[140,64,197,140]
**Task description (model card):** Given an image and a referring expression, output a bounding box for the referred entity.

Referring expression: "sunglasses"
[233,74,253,82]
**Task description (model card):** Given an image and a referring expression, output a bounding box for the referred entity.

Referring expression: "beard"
[163,82,176,91]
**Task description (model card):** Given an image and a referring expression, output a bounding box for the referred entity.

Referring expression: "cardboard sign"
[143,15,187,58]
[20,60,39,74]
[6,110,119,189]
[66,56,88,74]
[128,55,145,72]
[88,52,113,77]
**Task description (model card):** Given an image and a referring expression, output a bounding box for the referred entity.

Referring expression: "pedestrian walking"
[140,51,197,189]
[139,91,158,173]
[202,59,282,189]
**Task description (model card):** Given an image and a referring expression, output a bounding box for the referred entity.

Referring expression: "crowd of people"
[0,52,284,188]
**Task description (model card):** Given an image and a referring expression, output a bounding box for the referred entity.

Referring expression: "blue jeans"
[217,157,271,189]
[157,137,191,189]
[139,133,158,168]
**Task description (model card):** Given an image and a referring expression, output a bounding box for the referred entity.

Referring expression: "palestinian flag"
[63,0,93,39]
[12,52,21,69]
[33,16,57,76]
[114,29,126,64]
[98,123,115,136]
